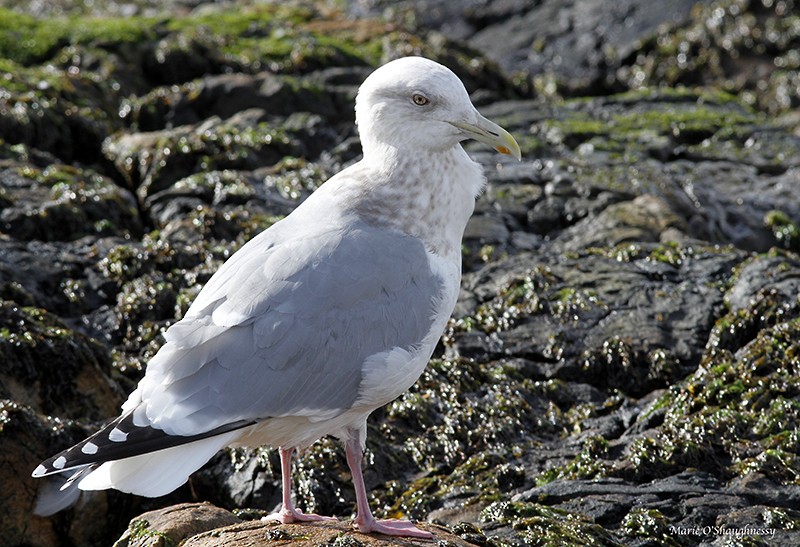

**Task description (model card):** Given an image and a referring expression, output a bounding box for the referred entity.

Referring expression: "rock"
[725,473,800,508]
[0,163,142,242]
[0,302,121,419]
[142,34,225,86]
[103,110,303,202]
[183,519,468,547]
[2,1,800,546]
[715,506,800,547]
[555,194,686,251]
[456,242,745,394]
[1,402,73,547]
[113,503,242,547]
[0,236,114,315]
[464,213,510,246]
[469,0,702,93]
[515,471,725,504]
[0,64,122,164]
[724,252,800,314]
[348,0,705,95]
[353,0,800,114]
[616,0,800,115]
[112,503,472,547]
[124,72,342,132]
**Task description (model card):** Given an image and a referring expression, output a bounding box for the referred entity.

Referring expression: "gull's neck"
[339,143,485,258]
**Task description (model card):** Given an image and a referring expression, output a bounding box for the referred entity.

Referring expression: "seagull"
[32,56,520,538]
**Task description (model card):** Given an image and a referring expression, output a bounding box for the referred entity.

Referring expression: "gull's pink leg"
[263,447,337,524]
[344,437,434,539]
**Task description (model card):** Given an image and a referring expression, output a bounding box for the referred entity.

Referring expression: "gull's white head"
[355,56,521,161]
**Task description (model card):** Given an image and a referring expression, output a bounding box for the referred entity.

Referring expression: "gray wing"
[128,217,445,436]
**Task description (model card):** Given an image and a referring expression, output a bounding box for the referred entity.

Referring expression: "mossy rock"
[616,0,800,115]
[0,54,129,163]
[104,111,301,200]
[0,163,142,242]
[616,252,800,483]
[0,302,120,419]
[537,88,759,158]
[121,73,341,132]
[480,501,623,546]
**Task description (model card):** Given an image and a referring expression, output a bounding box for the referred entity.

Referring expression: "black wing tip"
[32,454,87,479]
[32,412,132,479]
[31,408,257,516]
[32,436,105,478]
[32,414,257,479]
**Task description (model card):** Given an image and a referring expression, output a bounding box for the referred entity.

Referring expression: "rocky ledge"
[2,1,800,546]
[111,502,470,547]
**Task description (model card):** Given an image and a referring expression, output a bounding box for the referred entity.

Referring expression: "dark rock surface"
[350,0,705,94]
[2,1,800,546]
[355,0,800,114]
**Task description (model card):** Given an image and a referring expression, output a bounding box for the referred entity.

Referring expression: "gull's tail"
[32,411,254,516]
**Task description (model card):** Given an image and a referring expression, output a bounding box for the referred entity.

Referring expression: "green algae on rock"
[0,163,142,241]
[0,303,121,419]
[2,1,800,546]
[764,210,800,252]
[103,113,299,200]
[481,501,623,546]
[616,0,800,115]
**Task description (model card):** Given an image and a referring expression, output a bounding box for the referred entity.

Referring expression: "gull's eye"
[412,93,430,106]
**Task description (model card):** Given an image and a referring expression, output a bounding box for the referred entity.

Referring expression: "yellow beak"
[449,113,521,161]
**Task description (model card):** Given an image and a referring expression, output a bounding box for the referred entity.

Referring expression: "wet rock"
[616,0,800,115]
[0,302,121,419]
[142,33,226,86]
[724,251,800,313]
[0,163,142,242]
[0,237,108,315]
[725,473,800,508]
[0,65,123,164]
[605,253,800,484]
[0,403,66,547]
[463,213,510,247]
[555,194,687,251]
[113,502,242,547]
[194,450,281,510]
[359,0,800,115]
[714,505,800,547]
[478,500,622,546]
[2,1,800,546]
[515,471,725,504]
[124,72,342,132]
[479,89,800,253]
[104,109,303,201]
[349,0,704,95]
[455,242,745,394]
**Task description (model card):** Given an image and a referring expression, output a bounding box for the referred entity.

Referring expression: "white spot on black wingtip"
[32,464,47,477]
[109,427,128,442]
[81,442,98,455]
[53,456,67,470]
